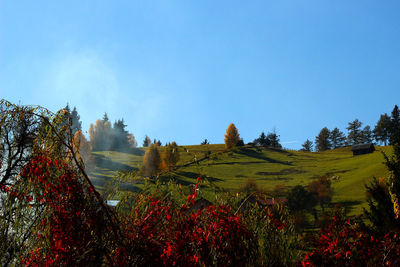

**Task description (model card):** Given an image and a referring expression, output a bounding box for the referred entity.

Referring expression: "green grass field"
[88,144,393,216]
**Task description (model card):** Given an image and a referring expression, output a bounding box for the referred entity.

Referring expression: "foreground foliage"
[3,99,400,266]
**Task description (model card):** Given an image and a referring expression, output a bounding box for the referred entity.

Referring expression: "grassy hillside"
[88,144,393,216]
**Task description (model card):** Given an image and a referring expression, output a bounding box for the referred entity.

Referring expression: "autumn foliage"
[143,143,163,177]
[4,99,400,266]
[163,141,180,170]
[302,207,400,266]
[224,123,241,149]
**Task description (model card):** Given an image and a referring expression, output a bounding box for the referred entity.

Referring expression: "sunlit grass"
[89,144,392,216]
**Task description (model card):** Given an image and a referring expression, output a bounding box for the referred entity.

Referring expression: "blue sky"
[1,1,399,149]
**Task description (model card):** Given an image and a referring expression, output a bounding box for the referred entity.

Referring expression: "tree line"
[302,104,400,152]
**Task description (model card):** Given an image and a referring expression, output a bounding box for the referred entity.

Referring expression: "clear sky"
[1,1,399,149]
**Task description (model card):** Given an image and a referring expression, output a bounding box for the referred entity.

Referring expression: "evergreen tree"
[347,119,363,145]
[301,139,313,152]
[315,127,331,151]
[389,105,400,145]
[102,112,109,123]
[373,113,391,146]
[201,139,209,145]
[364,141,400,236]
[111,119,129,150]
[70,106,82,135]
[62,104,81,136]
[89,115,136,152]
[64,103,71,114]
[383,143,400,220]
[361,125,373,144]
[254,132,270,146]
[363,177,399,236]
[330,128,346,148]
[224,123,240,149]
[143,135,152,147]
[267,129,282,148]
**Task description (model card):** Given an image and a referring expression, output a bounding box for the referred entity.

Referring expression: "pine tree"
[347,119,363,145]
[62,104,81,136]
[70,106,82,135]
[315,127,331,151]
[143,143,163,177]
[301,139,313,152]
[102,112,109,123]
[201,139,209,145]
[330,128,346,148]
[224,123,240,149]
[361,125,373,144]
[143,135,152,147]
[383,143,400,220]
[267,129,282,148]
[255,132,270,146]
[64,103,71,114]
[389,105,400,145]
[364,142,400,235]
[363,177,399,236]
[374,113,391,146]
[112,119,129,150]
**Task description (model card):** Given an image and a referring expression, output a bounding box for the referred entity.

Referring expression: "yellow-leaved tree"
[72,130,92,162]
[88,119,112,151]
[143,143,163,177]
[163,141,180,170]
[224,123,240,149]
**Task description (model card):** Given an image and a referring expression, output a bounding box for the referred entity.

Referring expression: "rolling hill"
[88,144,393,216]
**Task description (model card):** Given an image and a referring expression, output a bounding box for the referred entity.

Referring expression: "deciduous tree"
[72,130,92,162]
[127,133,138,148]
[163,142,180,170]
[143,144,163,177]
[224,123,240,149]
[308,176,333,210]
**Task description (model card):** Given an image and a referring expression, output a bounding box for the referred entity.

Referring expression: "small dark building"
[351,143,375,156]
[189,198,213,212]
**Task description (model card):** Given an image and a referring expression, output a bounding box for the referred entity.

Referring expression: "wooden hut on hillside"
[238,195,287,212]
[351,143,375,156]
